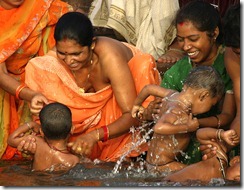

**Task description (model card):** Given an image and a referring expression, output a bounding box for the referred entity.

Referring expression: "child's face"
[191,94,219,115]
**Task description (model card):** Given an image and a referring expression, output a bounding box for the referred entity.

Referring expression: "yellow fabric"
[25,45,160,162]
[0,0,72,159]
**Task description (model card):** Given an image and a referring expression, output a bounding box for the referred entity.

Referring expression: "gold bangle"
[213,115,221,129]
[25,122,32,131]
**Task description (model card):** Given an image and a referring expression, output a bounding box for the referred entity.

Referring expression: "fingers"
[17,136,36,154]
[157,56,179,64]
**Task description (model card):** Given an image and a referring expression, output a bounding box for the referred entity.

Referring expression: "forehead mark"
[178,22,184,26]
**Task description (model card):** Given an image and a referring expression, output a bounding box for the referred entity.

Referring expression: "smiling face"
[56,39,91,71]
[176,21,218,65]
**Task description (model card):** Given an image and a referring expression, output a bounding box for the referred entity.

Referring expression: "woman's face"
[56,39,91,71]
[176,21,216,65]
[0,0,25,9]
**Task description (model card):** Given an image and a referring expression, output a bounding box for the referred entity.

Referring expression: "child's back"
[33,135,79,171]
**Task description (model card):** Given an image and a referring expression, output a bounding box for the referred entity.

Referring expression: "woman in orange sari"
[0,0,72,159]
[25,12,161,162]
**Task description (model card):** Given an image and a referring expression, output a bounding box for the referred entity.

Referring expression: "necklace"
[45,138,69,154]
[72,57,93,93]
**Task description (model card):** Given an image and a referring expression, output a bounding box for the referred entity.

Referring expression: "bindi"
[178,22,184,26]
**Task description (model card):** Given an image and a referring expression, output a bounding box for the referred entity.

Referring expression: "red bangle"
[16,83,27,100]
[102,125,109,142]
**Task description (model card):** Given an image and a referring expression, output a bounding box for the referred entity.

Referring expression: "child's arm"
[154,112,199,135]
[8,121,40,147]
[131,84,173,118]
[197,128,239,146]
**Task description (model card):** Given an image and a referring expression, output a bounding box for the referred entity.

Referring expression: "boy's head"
[183,66,225,114]
[39,102,72,140]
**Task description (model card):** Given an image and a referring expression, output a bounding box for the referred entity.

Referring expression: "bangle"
[16,83,27,100]
[102,125,109,142]
[168,48,185,54]
[96,129,100,141]
[216,129,224,142]
[26,122,31,130]
[213,115,221,129]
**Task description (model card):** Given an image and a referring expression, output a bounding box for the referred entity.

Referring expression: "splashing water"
[112,121,155,174]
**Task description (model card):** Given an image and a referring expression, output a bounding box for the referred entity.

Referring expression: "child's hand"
[221,129,240,146]
[187,113,199,132]
[131,105,144,120]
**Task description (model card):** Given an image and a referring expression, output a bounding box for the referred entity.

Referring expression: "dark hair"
[223,4,240,48]
[184,66,225,98]
[175,0,223,44]
[54,12,94,47]
[39,102,72,140]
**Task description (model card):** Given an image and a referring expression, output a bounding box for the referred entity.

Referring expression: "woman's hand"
[67,131,98,156]
[142,97,166,121]
[199,142,217,160]
[157,49,185,73]
[186,113,199,132]
[17,136,37,155]
[30,93,49,115]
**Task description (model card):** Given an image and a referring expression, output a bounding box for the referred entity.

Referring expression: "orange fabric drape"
[25,46,160,162]
[0,0,72,159]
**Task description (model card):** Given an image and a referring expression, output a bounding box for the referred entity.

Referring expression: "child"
[164,127,239,183]
[8,102,80,171]
[131,66,225,172]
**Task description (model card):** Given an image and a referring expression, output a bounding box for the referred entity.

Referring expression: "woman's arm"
[0,62,48,102]
[198,93,236,130]
[224,47,240,138]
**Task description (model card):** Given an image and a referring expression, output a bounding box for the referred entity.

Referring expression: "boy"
[132,66,225,172]
[8,102,80,171]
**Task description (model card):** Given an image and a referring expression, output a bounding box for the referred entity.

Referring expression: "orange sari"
[0,0,72,159]
[25,45,161,162]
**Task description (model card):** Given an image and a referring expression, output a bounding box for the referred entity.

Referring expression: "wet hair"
[223,4,240,48]
[175,0,223,44]
[39,102,72,140]
[184,66,225,98]
[54,12,94,47]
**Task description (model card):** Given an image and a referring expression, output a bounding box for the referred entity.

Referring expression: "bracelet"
[16,83,27,100]
[102,125,109,142]
[216,129,224,142]
[96,129,100,141]
[213,115,221,129]
[26,122,31,130]
[168,48,185,54]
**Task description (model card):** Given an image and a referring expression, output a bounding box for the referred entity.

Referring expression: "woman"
[24,12,160,162]
[141,1,236,164]
[0,0,72,159]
